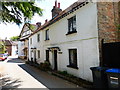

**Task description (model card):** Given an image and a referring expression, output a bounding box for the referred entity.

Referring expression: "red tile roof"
[3,40,12,46]
[2,40,17,46]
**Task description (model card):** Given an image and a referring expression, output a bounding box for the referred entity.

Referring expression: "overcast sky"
[0,0,77,39]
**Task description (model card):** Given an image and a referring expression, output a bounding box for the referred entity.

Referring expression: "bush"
[54,70,92,88]
[38,61,51,71]
[25,61,30,64]
[58,71,68,75]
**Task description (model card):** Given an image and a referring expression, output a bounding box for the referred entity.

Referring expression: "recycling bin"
[106,68,120,89]
[90,67,108,88]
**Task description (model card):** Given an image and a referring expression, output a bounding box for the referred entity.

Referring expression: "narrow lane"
[0,56,47,88]
[0,56,87,89]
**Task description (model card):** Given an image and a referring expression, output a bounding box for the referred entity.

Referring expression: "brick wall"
[6,46,12,56]
[97,2,120,65]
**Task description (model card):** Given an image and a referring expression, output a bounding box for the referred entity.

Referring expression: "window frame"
[30,38,32,44]
[45,29,49,41]
[66,15,77,35]
[46,50,49,61]
[38,50,40,59]
[37,34,40,42]
[67,49,78,69]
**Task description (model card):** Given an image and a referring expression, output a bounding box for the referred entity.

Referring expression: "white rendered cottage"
[29,1,99,82]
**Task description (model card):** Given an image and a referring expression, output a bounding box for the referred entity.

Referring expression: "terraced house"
[28,1,120,82]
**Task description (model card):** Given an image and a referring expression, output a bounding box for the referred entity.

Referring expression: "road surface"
[0,56,87,89]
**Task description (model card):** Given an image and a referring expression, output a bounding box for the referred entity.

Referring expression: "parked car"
[0,54,6,61]
[4,53,8,59]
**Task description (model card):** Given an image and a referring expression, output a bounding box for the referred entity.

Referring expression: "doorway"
[53,50,57,70]
[34,50,36,63]
[46,50,49,61]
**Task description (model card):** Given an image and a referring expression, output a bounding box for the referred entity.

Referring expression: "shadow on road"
[18,64,80,89]
[1,75,22,89]
[18,64,50,88]
[4,57,87,89]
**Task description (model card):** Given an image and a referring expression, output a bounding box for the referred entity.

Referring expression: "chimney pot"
[36,22,41,28]
[53,6,55,9]
[55,0,57,8]
[45,19,48,23]
[58,2,60,8]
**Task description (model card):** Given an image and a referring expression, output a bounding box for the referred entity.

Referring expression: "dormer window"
[67,16,77,35]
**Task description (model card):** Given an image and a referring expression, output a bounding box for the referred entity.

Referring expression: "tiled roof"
[3,40,12,46]
[2,40,17,46]
[30,0,89,37]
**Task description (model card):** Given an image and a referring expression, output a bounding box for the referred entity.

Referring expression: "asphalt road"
[0,56,88,89]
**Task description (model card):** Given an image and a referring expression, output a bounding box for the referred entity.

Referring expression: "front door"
[34,50,36,63]
[46,50,49,61]
[54,50,57,70]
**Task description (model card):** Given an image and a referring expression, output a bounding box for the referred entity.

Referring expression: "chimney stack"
[51,1,62,18]
[55,0,57,8]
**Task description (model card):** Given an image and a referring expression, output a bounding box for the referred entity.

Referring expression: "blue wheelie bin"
[106,68,120,90]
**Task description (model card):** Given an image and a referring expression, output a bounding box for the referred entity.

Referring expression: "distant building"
[2,40,18,56]
[18,23,38,60]
[0,39,6,54]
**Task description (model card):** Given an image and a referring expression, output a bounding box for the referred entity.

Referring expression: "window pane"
[68,16,76,33]
[38,50,40,58]
[70,21,73,32]
[46,30,49,40]
[37,34,40,42]
[68,18,73,32]
[73,16,76,31]
[69,49,77,67]
[46,50,49,61]
[30,38,32,44]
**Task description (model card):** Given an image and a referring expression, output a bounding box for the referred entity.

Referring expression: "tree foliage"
[10,36,19,41]
[1,1,43,25]
[0,40,6,54]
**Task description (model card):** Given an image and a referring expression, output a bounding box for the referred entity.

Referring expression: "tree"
[10,36,20,41]
[0,1,43,25]
[0,40,6,54]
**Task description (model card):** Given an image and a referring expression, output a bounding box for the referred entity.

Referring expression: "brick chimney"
[51,0,62,18]
[36,22,41,28]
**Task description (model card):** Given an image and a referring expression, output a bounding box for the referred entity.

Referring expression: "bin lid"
[106,68,120,73]
[90,67,108,71]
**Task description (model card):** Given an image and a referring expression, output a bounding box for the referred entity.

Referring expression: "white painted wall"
[29,2,99,82]
[18,41,24,56]
[11,45,17,56]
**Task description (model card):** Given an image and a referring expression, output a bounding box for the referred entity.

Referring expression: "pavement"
[0,56,88,89]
